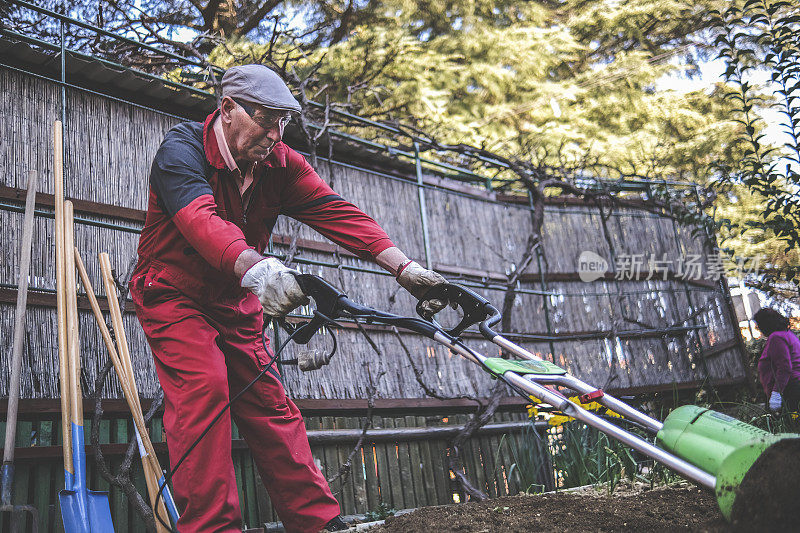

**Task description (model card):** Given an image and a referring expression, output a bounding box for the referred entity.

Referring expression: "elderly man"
[129,64,445,532]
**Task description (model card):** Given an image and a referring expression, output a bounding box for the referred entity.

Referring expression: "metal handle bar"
[286,275,715,489]
[291,276,660,431]
[433,333,717,490]
[287,274,440,344]
[417,283,664,433]
[415,283,501,337]
[289,279,499,341]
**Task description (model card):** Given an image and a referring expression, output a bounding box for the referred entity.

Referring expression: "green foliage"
[505,415,686,495]
[716,185,800,280]
[643,453,681,488]
[711,0,800,291]
[363,502,396,521]
[203,0,744,185]
[567,0,731,63]
[733,400,800,433]
[498,425,550,494]
[550,422,638,492]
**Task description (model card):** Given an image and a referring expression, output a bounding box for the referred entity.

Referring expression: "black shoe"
[323,515,348,531]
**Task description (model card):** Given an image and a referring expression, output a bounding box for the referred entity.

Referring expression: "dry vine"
[387,218,540,501]
[320,261,387,493]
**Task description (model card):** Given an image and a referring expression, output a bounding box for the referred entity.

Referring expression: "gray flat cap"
[221,64,301,113]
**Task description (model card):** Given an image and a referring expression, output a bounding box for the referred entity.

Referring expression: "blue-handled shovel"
[58,200,114,533]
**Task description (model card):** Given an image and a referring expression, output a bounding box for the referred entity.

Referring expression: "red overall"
[130,110,394,532]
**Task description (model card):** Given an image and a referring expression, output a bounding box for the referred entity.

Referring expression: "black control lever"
[285,273,411,343]
[283,273,444,344]
[415,283,501,338]
[283,274,350,344]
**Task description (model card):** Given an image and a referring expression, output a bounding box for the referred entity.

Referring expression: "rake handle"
[4,170,38,469]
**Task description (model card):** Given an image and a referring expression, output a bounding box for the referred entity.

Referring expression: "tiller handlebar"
[289,274,799,522]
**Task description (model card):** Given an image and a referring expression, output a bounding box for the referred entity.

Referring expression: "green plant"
[497,423,551,495]
[712,0,800,296]
[505,415,680,495]
[363,502,396,522]
[732,399,800,433]
[550,422,638,493]
[641,454,680,489]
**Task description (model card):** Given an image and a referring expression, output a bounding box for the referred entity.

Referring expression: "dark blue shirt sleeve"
[150,124,214,216]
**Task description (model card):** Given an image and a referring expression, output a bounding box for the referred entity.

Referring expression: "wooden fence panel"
[0,69,61,193]
[424,188,538,275]
[7,410,538,530]
[273,164,427,262]
[541,206,614,273]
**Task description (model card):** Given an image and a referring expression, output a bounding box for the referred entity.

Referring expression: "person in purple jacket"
[753,308,800,412]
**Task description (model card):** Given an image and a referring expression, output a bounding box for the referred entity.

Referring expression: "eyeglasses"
[233,98,293,131]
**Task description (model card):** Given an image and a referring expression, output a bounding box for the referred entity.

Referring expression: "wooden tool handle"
[96,252,171,530]
[98,254,140,400]
[4,169,38,462]
[76,250,159,457]
[53,121,72,474]
[64,201,82,424]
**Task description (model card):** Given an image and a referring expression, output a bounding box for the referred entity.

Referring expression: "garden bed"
[370,483,730,532]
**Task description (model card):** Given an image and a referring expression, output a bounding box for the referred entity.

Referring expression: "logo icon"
[578,251,609,282]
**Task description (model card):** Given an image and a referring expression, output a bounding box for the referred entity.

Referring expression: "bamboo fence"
[0,48,749,526]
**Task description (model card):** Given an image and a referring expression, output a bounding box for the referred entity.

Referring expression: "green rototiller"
[285,274,800,526]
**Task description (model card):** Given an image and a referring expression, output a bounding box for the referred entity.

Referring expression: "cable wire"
[152,312,338,532]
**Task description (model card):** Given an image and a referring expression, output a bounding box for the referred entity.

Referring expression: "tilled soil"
[730,438,800,532]
[372,484,730,532]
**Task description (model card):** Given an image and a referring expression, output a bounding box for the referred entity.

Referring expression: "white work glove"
[769,390,783,412]
[297,349,334,372]
[241,257,309,317]
[396,260,448,315]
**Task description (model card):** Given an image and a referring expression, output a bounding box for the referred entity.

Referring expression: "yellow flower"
[568,396,602,412]
[547,414,574,427]
[526,395,543,419]
[565,396,624,419]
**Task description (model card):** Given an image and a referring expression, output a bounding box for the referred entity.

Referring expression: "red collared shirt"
[131,109,394,304]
